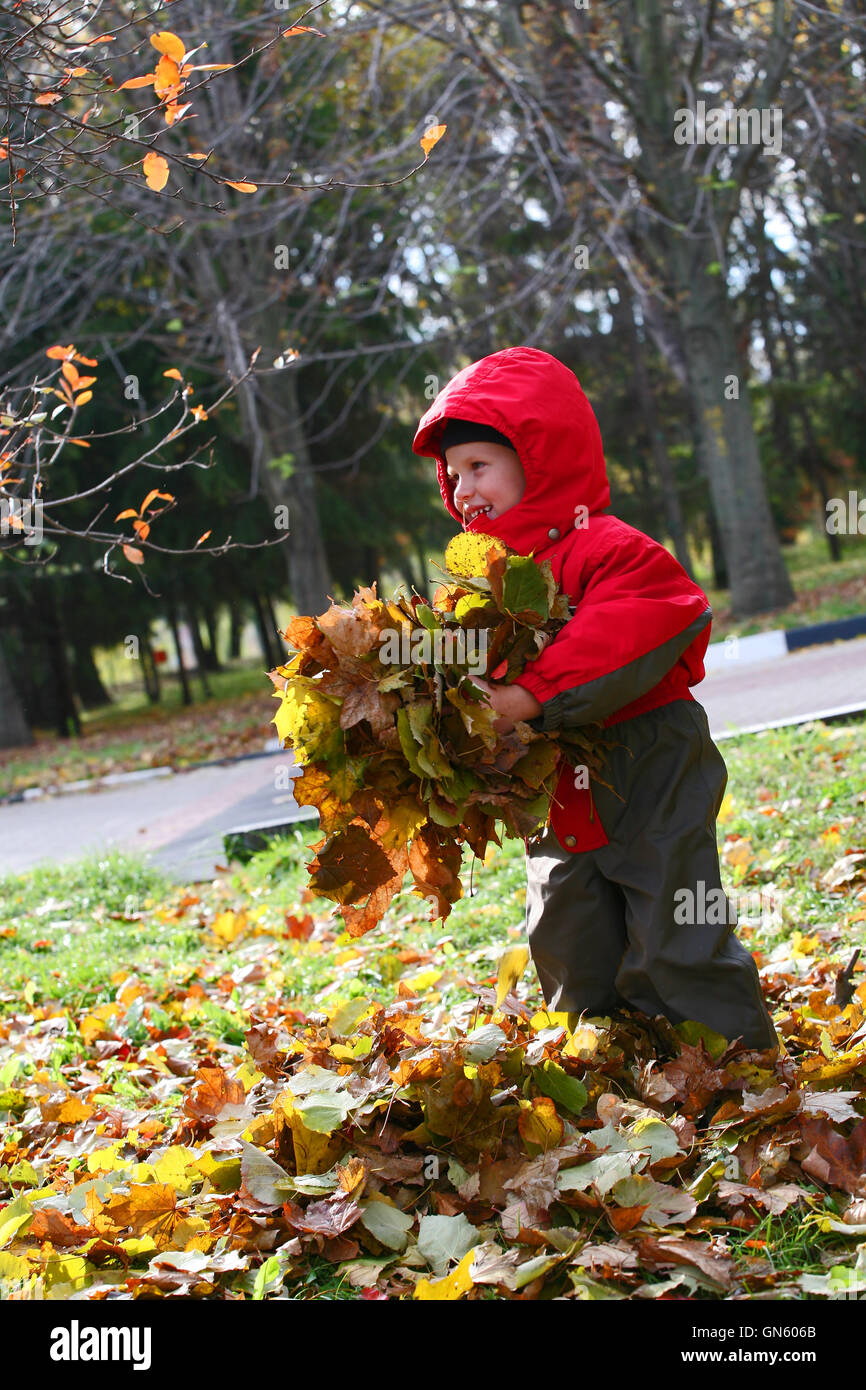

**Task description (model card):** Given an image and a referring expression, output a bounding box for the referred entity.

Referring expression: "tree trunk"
[670,238,794,616]
[48,581,81,738]
[250,591,278,669]
[0,639,33,748]
[140,631,161,705]
[201,605,223,670]
[69,638,112,711]
[167,604,192,706]
[624,299,694,576]
[228,601,244,660]
[185,605,212,699]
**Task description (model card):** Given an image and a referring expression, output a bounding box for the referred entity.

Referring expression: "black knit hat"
[440,417,516,455]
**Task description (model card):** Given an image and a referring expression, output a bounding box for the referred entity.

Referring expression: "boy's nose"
[452,476,472,507]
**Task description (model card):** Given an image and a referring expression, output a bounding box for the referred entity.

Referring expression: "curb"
[1,738,288,807]
[704,611,866,671]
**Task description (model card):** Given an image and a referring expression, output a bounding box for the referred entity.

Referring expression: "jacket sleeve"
[513,529,713,730]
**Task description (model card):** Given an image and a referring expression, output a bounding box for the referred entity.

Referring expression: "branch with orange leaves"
[0,1,448,240]
[0,340,290,581]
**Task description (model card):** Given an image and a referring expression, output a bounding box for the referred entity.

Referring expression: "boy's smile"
[444,440,526,524]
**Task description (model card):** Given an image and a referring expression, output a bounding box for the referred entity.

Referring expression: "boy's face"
[444,441,526,524]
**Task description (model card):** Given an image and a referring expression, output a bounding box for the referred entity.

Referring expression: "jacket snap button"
[564,835,577,847]
[547,527,560,540]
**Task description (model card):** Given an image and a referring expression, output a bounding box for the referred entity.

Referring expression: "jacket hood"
[412,346,610,554]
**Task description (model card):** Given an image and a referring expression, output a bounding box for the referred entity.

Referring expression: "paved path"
[1,636,863,881]
[0,750,303,882]
[698,634,865,736]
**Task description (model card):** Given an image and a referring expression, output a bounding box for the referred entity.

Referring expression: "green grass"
[1,716,865,1300]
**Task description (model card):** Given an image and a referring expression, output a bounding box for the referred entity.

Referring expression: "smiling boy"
[413,347,778,1052]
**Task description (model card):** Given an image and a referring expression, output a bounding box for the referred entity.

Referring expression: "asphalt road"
[1,636,863,882]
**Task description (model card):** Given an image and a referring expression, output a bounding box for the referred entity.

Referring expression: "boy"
[413,345,778,1052]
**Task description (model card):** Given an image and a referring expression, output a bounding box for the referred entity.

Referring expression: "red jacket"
[412,346,713,853]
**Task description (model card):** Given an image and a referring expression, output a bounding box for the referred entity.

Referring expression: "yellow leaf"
[444,530,506,578]
[420,123,447,157]
[414,1247,476,1300]
[74,390,93,406]
[146,1146,201,1195]
[142,151,169,191]
[211,909,248,943]
[717,792,734,824]
[496,944,529,1006]
[275,1091,345,1174]
[224,180,258,193]
[150,30,186,61]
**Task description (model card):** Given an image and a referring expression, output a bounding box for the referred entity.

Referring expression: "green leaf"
[359,1200,414,1251]
[502,555,549,621]
[416,604,442,631]
[239,1141,293,1205]
[532,1060,588,1115]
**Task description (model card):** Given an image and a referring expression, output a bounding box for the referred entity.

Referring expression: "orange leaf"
[143,152,170,191]
[68,438,90,447]
[154,55,181,97]
[61,360,80,386]
[74,391,93,406]
[115,509,138,521]
[35,92,63,105]
[66,67,91,77]
[83,34,116,45]
[46,344,74,360]
[164,102,191,126]
[73,352,99,366]
[162,368,183,380]
[123,544,145,565]
[185,63,235,72]
[141,489,174,511]
[195,530,212,546]
[191,404,208,421]
[420,123,447,157]
[150,31,186,62]
[224,180,258,193]
[186,152,209,160]
[74,375,97,390]
[132,519,151,540]
[282,26,326,37]
[117,74,156,90]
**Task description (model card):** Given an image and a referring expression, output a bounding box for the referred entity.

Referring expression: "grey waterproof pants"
[524,699,778,1050]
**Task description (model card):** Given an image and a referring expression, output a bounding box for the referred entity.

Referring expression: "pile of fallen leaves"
[269,533,604,937]
[2,924,866,1301]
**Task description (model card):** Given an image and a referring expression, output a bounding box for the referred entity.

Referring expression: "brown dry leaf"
[797,1116,866,1196]
[100,1184,180,1245]
[184,1065,245,1120]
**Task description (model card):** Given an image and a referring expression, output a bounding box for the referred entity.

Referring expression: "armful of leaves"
[268,532,609,939]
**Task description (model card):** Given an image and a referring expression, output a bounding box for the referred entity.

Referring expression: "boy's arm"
[518,606,711,731]
[511,526,713,732]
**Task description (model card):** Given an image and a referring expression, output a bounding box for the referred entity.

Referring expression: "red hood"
[412,346,610,554]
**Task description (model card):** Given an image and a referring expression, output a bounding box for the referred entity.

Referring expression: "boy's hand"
[471,678,542,735]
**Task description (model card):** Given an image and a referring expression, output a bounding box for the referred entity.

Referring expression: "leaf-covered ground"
[0,717,864,1301]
